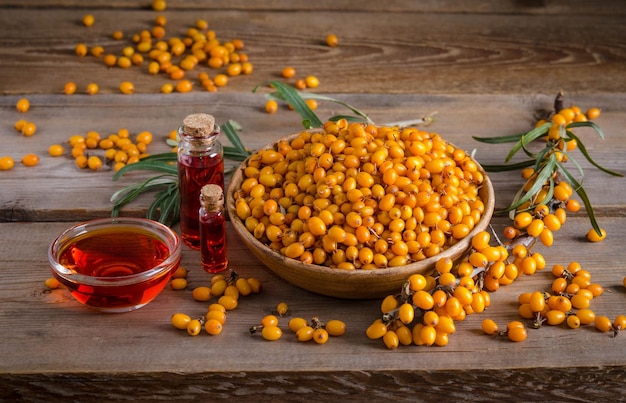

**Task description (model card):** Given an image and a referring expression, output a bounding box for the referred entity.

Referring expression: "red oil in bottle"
[178,154,224,248]
[55,227,178,311]
[199,184,228,273]
[177,113,224,249]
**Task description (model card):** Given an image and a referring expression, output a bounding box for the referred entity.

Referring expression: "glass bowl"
[48,217,182,313]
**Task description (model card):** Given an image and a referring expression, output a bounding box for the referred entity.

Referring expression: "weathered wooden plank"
[0,8,625,95]
[1,93,624,222]
[1,216,625,378]
[3,0,626,15]
[2,367,626,401]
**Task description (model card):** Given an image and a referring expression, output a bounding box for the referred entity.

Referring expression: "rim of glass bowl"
[48,217,182,286]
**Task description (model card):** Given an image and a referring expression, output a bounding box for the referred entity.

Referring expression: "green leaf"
[221,120,251,159]
[556,161,602,236]
[480,159,536,172]
[472,132,525,144]
[111,175,177,205]
[504,154,557,212]
[113,158,177,180]
[564,130,623,177]
[567,121,605,140]
[254,81,324,128]
[505,122,552,162]
[281,92,372,123]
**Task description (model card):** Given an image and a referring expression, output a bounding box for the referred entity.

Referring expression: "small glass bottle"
[177,113,224,249]
[199,184,228,273]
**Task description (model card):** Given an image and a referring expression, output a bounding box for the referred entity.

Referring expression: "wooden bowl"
[226,133,495,299]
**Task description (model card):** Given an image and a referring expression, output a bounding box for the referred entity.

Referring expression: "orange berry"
[119,81,135,94]
[16,98,30,113]
[21,153,39,167]
[64,82,77,95]
[281,66,296,78]
[325,33,338,47]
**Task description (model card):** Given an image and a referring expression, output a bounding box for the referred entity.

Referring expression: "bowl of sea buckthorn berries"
[227,120,494,299]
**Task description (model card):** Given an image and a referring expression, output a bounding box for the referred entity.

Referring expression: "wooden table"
[1,1,625,400]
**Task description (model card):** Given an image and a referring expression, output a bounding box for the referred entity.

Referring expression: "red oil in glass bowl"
[48,217,182,313]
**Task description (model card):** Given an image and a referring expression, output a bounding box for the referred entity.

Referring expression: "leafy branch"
[473,94,622,235]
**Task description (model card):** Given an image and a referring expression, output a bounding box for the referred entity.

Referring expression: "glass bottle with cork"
[177,113,224,249]
[199,184,228,273]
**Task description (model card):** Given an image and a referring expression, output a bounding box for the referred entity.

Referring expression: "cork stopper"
[200,184,224,211]
[183,113,216,138]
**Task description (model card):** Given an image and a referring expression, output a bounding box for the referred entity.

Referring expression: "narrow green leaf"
[564,131,623,177]
[480,159,536,172]
[136,152,178,163]
[113,160,177,180]
[472,133,525,144]
[221,120,250,158]
[277,92,372,123]
[556,161,602,235]
[567,121,605,140]
[111,175,176,205]
[328,115,369,123]
[505,154,557,211]
[505,122,552,162]
[256,81,324,128]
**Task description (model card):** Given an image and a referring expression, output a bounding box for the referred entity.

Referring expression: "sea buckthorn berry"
[218,295,238,310]
[586,227,606,242]
[152,0,167,11]
[86,83,99,95]
[87,156,102,171]
[44,277,60,289]
[75,155,88,169]
[366,321,388,340]
[507,324,527,342]
[75,43,88,57]
[586,107,601,120]
[281,67,296,78]
[262,326,283,341]
[16,98,30,113]
[383,330,399,349]
[172,266,188,279]
[296,326,315,342]
[192,286,212,301]
[82,14,95,27]
[614,315,626,332]
[21,154,39,167]
[205,319,223,335]
[265,100,278,114]
[325,319,346,336]
[170,278,187,290]
[186,319,203,336]
[545,310,566,326]
[313,328,330,344]
[171,313,191,330]
[206,310,226,325]
[481,319,498,335]
[513,211,533,229]
[325,33,338,47]
[420,325,437,346]
[594,315,613,333]
[576,308,596,325]
[214,74,228,87]
[399,303,415,324]
[119,81,135,94]
[21,122,37,136]
[305,75,320,88]
[566,315,581,329]
[288,317,308,333]
[176,79,193,93]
